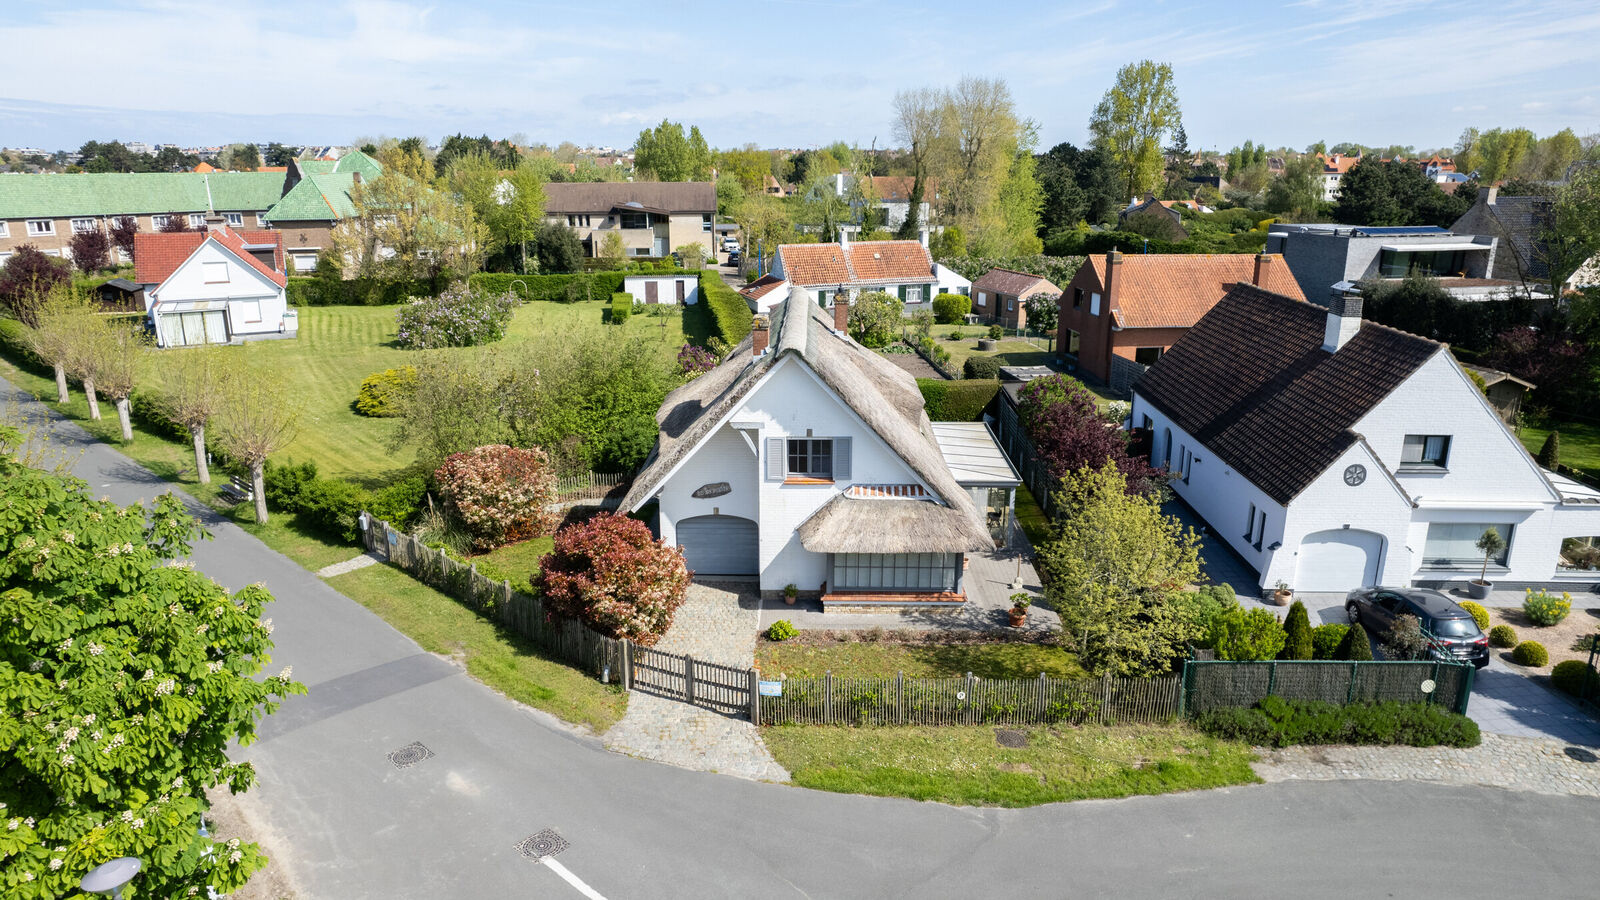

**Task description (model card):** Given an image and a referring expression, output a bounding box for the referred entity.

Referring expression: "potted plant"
[1468,527,1505,600]
[783,583,798,606]
[1272,580,1292,606]
[1009,593,1031,627]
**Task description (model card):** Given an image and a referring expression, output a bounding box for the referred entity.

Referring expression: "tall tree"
[220,142,261,171]
[1089,60,1184,200]
[995,120,1045,255]
[1333,158,1469,227]
[447,153,548,273]
[1036,142,1122,231]
[25,286,96,403]
[262,142,296,166]
[155,344,235,484]
[892,86,946,238]
[334,170,486,278]
[69,226,112,273]
[1536,165,1600,297]
[1265,155,1323,219]
[88,319,148,441]
[941,76,1019,223]
[214,365,301,522]
[633,120,710,181]
[534,223,584,274]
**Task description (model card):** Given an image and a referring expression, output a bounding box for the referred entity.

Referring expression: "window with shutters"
[787,439,832,480]
[768,436,849,483]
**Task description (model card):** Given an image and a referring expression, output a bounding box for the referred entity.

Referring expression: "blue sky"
[1,0,1596,153]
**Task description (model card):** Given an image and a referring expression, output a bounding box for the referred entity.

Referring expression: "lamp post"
[80,857,141,900]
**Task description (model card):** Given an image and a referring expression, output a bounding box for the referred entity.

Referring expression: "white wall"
[623,275,700,305]
[148,240,288,339]
[935,264,972,297]
[1277,442,1418,589]
[657,425,759,548]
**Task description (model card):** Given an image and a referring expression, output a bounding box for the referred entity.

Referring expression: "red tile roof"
[844,240,932,283]
[1318,153,1362,175]
[1085,253,1307,329]
[134,226,285,288]
[739,273,787,302]
[777,243,852,285]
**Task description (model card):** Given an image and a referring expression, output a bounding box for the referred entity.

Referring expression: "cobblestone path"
[605,581,789,782]
[1253,732,1600,798]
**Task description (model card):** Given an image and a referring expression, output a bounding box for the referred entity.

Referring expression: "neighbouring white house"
[620,286,1017,609]
[134,219,295,348]
[771,237,942,312]
[933,263,972,298]
[623,274,700,306]
[1130,283,1600,596]
[738,273,788,313]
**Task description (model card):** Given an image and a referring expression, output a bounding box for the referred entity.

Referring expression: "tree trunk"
[114,397,133,442]
[53,364,69,403]
[84,378,101,420]
[251,462,268,523]
[192,424,210,484]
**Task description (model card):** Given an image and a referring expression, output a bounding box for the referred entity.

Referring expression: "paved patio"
[1466,654,1600,747]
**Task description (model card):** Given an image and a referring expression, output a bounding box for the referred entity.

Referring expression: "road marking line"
[543,857,607,900]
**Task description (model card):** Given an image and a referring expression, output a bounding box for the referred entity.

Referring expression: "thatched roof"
[798,494,988,554]
[622,286,990,553]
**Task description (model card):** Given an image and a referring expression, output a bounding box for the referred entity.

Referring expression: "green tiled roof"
[0,172,285,219]
[294,150,382,180]
[265,173,359,222]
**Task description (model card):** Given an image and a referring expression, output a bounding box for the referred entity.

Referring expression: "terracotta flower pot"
[1273,590,1291,606]
[1009,609,1027,627]
[784,595,796,605]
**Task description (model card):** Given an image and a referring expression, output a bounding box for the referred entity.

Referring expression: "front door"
[653,236,668,256]
[644,281,658,304]
[675,280,686,303]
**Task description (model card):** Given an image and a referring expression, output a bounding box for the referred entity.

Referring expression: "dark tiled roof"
[543,182,715,214]
[1135,283,1440,504]
[1488,196,1550,280]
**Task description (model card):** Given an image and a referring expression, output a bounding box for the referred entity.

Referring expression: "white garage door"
[1294,529,1383,592]
[676,515,758,576]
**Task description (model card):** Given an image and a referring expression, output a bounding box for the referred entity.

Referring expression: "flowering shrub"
[433,444,558,550]
[534,513,690,647]
[395,286,516,349]
[1522,589,1572,626]
[677,342,716,378]
[1018,374,1160,493]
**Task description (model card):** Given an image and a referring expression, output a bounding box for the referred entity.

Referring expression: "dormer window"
[1401,434,1450,471]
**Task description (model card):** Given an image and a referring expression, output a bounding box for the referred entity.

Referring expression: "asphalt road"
[9,374,1600,899]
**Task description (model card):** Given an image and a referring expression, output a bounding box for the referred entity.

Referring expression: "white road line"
[543,857,607,900]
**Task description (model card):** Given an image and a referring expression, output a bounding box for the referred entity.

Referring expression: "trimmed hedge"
[1310,623,1350,660]
[1551,660,1600,698]
[1194,696,1481,749]
[1488,624,1518,648]
[610,292,632,324]
[263,459,427,541]
[287,275,450,306]
[917,378,1000,422]
[700,273,752,345]
[962,355,1004,380]
[1512,640,1549,667]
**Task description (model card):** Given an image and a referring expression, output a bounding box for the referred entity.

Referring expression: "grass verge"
[1014,482,1051,548]
[469,536,555,592]
[327,562,627,732]
[757,640,1081,679]
[763,724,1258,807]
[1520,419,1600,482]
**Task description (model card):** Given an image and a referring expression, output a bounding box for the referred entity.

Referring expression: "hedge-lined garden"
[916,378,1000,421]
[699,272,753,345]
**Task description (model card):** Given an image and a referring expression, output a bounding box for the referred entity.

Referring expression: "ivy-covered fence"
[759,672,1180,727]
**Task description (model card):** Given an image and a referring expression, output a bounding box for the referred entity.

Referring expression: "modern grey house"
[1264,223,1531,304]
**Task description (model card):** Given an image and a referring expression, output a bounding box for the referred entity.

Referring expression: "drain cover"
[387,741,435,769]
[1565,746,1599,764]
[515,828,569,860]
[995,728,1029,748]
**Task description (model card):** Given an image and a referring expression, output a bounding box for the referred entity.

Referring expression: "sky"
[1,0,1597,154]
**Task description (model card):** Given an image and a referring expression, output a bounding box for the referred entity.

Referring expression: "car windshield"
[1431,618,1478,637]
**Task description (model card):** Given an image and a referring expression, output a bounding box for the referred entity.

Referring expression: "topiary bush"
[1488,624,1518,648]
[1456,600,1490,631]
[1208,607,1287,661]
[987,323,1004,340]
[962,355,1004,380]
[535,512,690,647]
[1512,640,1549,667]
[1311,623,1350,660]
[765,619,799,642]
[1279,600,1313,660]
[433,444,558,551]
[1194,697,1480,749]
[1551,659,1600,698]
[1336,622,1374,661]
[355,365,418,417]
[1523,589,1572,626]
[610,291,632,324]
[395,286,517,349]
[931,292,971,324]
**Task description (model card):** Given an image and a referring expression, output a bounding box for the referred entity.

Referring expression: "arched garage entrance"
[1294,529,1384,592]
[676,515,759,576]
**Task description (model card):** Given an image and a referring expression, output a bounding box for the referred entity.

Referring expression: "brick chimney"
[1104,249,1123,307]
[833,290,850,334]
[752,315,770,356]
[205,213,226,233]
[1252,252,1274,286]
[1322,294,1363,353]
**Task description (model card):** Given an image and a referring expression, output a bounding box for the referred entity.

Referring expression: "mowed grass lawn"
[1520,419,1600,480]
[764,724,1258,807]
[233,299,697,482]
[757,640,1082,679]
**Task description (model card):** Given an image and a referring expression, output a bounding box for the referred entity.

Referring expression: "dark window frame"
[786,438,833,479]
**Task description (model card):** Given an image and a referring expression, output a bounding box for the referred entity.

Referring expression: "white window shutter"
[834,437,851,481]
[766,438,784,481]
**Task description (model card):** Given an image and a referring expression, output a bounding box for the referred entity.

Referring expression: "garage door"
[1294,529,1383,592]
[676,515,758,576]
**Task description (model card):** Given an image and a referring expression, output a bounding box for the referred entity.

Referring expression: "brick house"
[1056,251,1306,393]
[542,182,716,259]
[970,268,1060,329]
[259,151,384,273]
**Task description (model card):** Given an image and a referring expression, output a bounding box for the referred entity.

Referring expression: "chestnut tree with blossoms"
[534,513,690,647]
[0,426,304,898]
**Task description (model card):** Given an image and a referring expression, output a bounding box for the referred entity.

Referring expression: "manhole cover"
[995,728,1029,748]
[387,741,435,769]
[515,828,569,860]
[1564,746,1599,764]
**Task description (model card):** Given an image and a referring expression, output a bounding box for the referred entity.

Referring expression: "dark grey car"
[1344,586,1490,667]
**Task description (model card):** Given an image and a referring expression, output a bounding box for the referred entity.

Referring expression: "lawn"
[763,724,1258,807]
[1520,419,1600,481]
[327,561,627,732]
[469,536,555,592]
[756,639,1082,679]
[1014,482,1052,548]
[937,335,1053,373]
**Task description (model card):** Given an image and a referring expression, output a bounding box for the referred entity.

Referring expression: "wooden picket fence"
[758,672,1181,727]
[554,470,629,498]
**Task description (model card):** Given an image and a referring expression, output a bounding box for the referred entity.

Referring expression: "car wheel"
[1346,603,1360,625]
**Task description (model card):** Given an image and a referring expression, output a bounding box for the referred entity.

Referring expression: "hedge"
[963,356,1004,379]
[1551,660,1600,699]
[0,318,49,376]
[699,272,752,345]
[286,275,450,306]
[1194,696,1481,748]
[917,378,1000,421]
[610,292,632,324]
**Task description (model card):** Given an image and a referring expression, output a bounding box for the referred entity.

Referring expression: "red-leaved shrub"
[433,444,558,550]
[535,513,690,647]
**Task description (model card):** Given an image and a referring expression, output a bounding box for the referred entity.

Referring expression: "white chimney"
[838,227,849,249]
[1322,294,1363,353]
[834,172,846,197]
[919,228,929,248]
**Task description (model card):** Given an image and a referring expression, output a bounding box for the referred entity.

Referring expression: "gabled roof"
[293,150,382,180]
[266,173,359,221]
[0,172,284,219]
[777,243,852,285]
[870,175,937,202]
[543,182,715,215]
[972,267,1059,297]
[777,240,933,287]
[622,286,990,552]
[1085,253,1307,329]
[739,273,787,303]
[1135,284,1440,505]
[1464,194,1551,280]
[134,227,286,288]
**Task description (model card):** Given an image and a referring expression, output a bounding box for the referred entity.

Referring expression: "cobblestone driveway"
[1254,732,1600,798]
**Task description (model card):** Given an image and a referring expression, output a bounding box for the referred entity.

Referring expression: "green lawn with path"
[756,639,1082,679]
[763,724,1258,807]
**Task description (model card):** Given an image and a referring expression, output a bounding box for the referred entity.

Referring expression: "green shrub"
[946,329,964,341]
[368,474,429,532]
[1512,640,1549,667]
[610,292,632,324]
[1194,698,1480,749]
[395,286,516,349]
[987,323,1004,340]
[700,273,753,345]
[1178,585,1239,648]
[295,478,371,543]
[262,460,320,513]
[915,378,1000,421]
[1537,431,1560,469]
[1456,600,1490,631]
[1335,622,1373,661]
[1551,659,1600,698]
[0,318,50,376]
[931,292,971,324]
[1523,589,1572,626]
[355,365,418,418]
[1280,600,1313,660]
[1209,607,1287,661]
[963,355,1004,380]
[1489,624,1519,648]
[765,619,799,642]
[1311,623,1350,660]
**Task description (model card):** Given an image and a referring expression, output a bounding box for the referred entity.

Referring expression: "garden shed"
[623,274,699,306]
